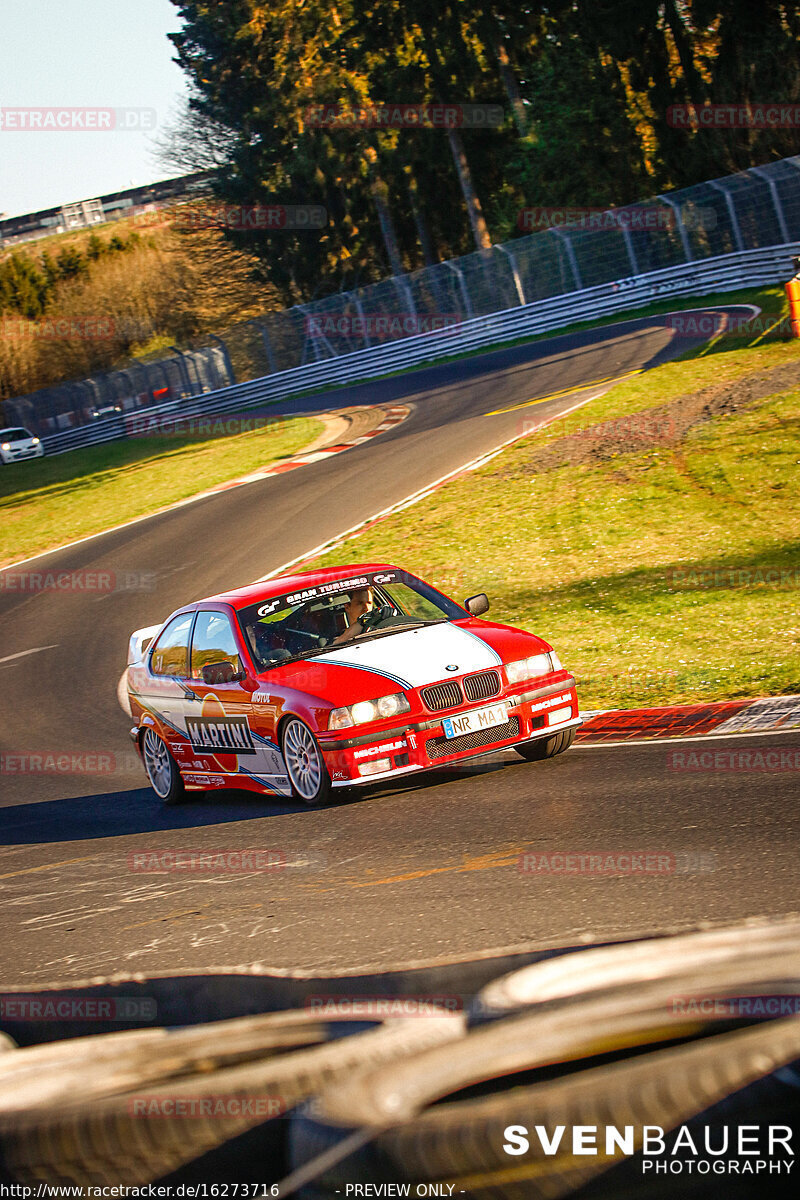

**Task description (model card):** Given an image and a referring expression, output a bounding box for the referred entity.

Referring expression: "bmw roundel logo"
[445,664,459,672]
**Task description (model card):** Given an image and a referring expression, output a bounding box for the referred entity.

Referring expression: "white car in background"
[0,427,44,465]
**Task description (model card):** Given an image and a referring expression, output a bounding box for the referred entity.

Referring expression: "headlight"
[1,443,9,451]
[506,652,560,684]
[31,437,40,445]
[328,692,411,730]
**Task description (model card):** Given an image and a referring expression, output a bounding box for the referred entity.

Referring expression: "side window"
[385,582,447,621]
[191,610,242,679]
[150,613,193,677]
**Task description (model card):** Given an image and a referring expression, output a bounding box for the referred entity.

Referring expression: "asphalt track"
[3,307,796,986]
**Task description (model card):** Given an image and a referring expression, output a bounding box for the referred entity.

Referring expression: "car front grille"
[463,670,500,702]
[420,680,463,712]
[426,717,520,761]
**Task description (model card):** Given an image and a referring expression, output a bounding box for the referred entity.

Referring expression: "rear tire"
[142,728,186,805]
[515,725,575,762]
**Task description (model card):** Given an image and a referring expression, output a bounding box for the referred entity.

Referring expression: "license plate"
[442,702,509,739]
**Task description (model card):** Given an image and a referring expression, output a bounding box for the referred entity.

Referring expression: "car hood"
[309,621,537,690]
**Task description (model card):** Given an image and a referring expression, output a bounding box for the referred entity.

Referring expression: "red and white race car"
[126,564,580,805]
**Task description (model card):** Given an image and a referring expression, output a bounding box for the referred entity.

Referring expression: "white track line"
[0,645,59,664]
[576,728,800,748]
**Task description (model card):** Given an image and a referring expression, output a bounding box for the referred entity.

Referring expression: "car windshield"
[0,429,31,441]
[237,569,466,670]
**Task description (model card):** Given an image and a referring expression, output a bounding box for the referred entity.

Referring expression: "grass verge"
[300,328,800,709]
[0,415,322,567]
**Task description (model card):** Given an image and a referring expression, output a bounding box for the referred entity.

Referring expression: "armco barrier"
[39,241,798,457]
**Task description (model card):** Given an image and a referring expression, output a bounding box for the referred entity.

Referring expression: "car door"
[140,612,197,769]
[187,609,289,793]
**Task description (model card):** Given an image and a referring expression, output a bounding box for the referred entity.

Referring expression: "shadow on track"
[0,786,347,845]
[0,757,523,846]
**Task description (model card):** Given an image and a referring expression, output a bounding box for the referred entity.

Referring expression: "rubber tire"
[281,717,332,806]
[515,724,575,762]
[0,1015,464,1187]
[289,1017,800,1199]
[141,728,186,805]
[287,930,800,1192]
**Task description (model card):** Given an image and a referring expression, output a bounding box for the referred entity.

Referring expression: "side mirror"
[464,593,490,616]
[201,661,244,685]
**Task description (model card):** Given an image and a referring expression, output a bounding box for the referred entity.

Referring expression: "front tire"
[142,728,185,805]
[281,717,331,806]
[515,725,576,762]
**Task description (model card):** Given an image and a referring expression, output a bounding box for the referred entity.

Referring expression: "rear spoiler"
[127,624,163,666]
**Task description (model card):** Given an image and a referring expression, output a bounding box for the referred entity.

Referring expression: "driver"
[332,586,376,644]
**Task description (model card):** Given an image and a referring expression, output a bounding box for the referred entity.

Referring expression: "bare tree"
[151,96,239,176]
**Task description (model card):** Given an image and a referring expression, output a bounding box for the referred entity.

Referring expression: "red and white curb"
[577,693,800,744]
[187,405,409,501]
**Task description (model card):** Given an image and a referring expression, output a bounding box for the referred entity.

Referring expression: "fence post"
[168,346,193,396]
[392,274,416,317]
[208,333,236,385]
[493,243,527,306]
[750,167,790,245]
[348,290,372,348]
[549,228,583,291]
[707,180,744,251]
[658,195,693,262]
[443,261,474,320]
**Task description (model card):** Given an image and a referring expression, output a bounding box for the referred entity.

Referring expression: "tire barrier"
[2,919,799,1193]
[0,1013,464,1186]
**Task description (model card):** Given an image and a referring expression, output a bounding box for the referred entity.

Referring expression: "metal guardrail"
[39,241,798,457]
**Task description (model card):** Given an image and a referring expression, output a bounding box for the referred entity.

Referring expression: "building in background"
[0,171,214,247]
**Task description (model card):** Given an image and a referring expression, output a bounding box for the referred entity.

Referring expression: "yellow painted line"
[0,855,96,881]
[349,848,523,889]
[487,369,642,416]
[749,316,786,347]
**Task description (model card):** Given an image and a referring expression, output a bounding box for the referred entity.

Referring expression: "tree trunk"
[364,147,405,277]
[404,164,437,267]
[447,127,492,250]
[418,18,493,251]
[495,39,529,136]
